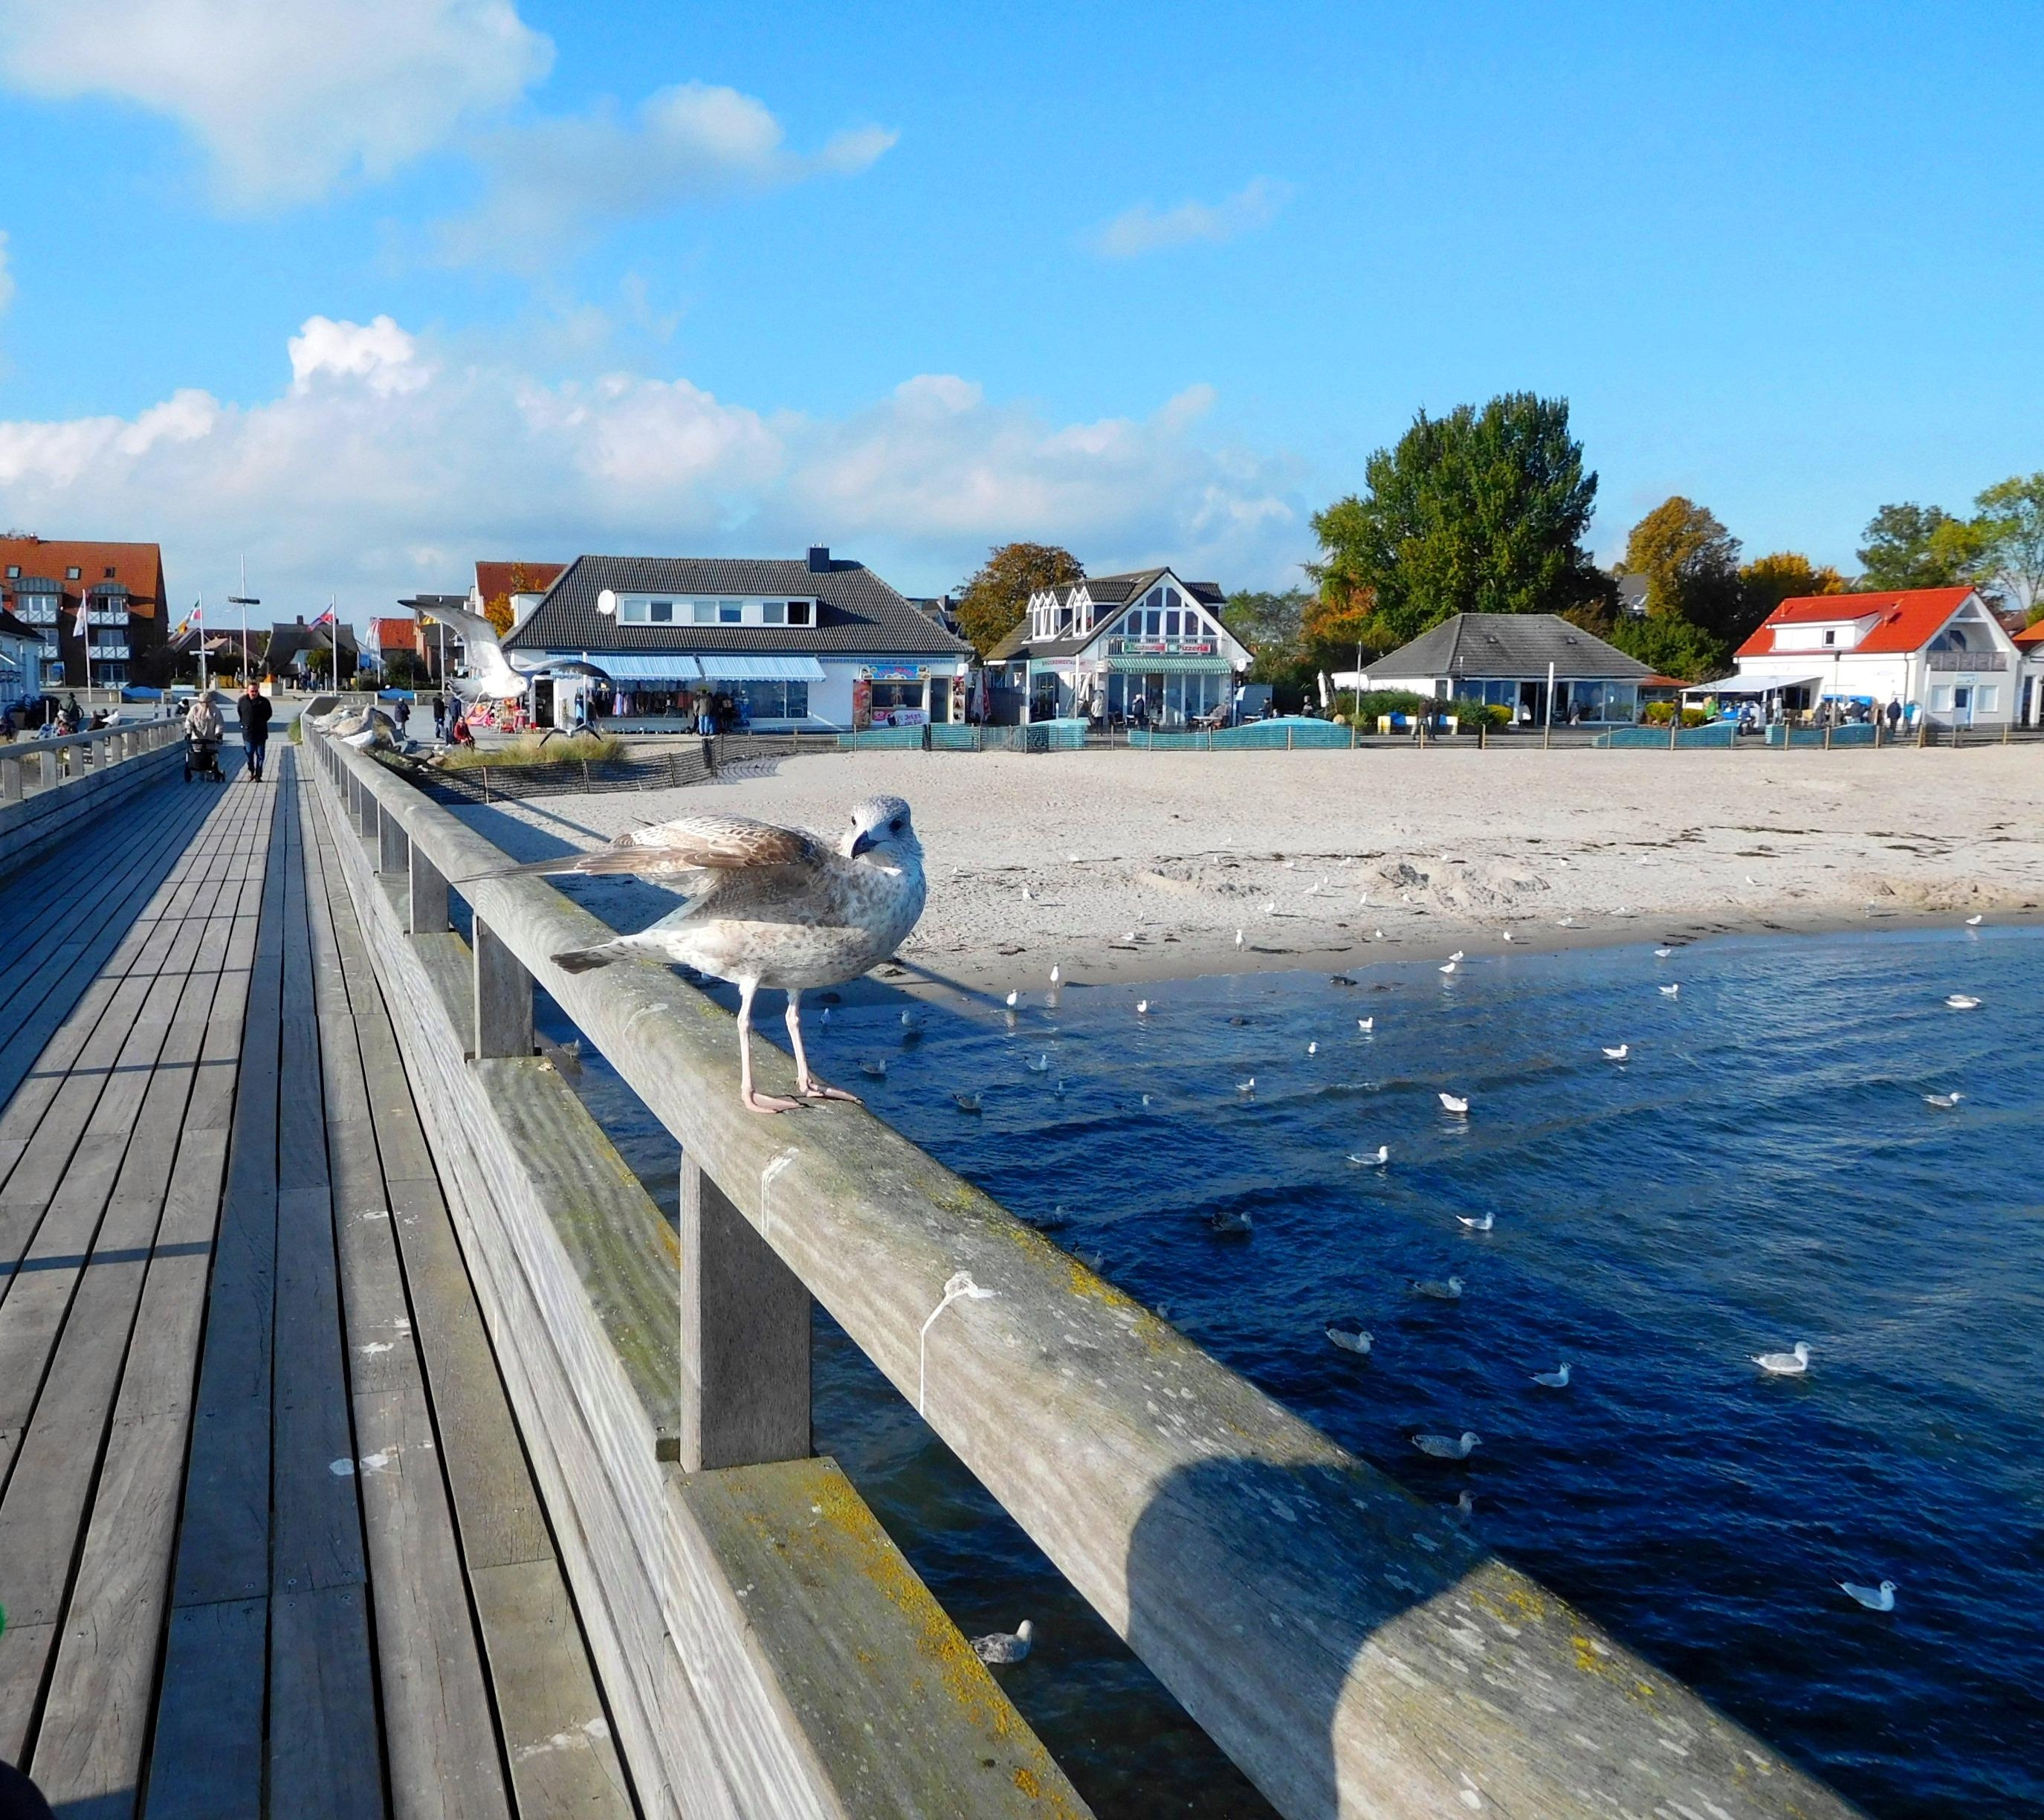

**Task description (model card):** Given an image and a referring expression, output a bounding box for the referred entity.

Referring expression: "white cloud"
[433,81,897,267]
[1091,178,1291,260]
[0,314,1307,612]
[0,0,553,207]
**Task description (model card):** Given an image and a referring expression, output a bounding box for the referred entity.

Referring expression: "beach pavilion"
[1358,613,1653,725]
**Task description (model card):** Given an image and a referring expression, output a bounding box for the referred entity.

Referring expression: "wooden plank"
[143,1600,268,1820]
[270,1584,386,1820]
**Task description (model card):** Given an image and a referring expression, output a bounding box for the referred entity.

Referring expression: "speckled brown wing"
[498,813,824,880]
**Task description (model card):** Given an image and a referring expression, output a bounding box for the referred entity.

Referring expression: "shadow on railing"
[305,724,1866,1820]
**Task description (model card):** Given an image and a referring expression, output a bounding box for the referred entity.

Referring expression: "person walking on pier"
[236,681,273,781]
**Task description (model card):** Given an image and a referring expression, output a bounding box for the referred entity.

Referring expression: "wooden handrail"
[311,726,1864,1820]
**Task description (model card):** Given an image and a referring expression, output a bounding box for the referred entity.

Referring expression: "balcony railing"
[1926,650,2008,671]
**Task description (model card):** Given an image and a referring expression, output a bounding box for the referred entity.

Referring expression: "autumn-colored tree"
[1301,584,1380,671]
[1617,497,1747,639]
[482,593,515,636]
[1739,551,1845,624]
[954,543,1084,656]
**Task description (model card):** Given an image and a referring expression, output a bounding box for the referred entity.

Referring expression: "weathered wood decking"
[0,749,636,1819]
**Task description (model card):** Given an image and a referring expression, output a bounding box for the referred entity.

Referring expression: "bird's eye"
[890,818,902,833]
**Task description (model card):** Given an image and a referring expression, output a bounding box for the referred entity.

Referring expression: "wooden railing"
[307,724,1866,1820]
[0,712,182,798]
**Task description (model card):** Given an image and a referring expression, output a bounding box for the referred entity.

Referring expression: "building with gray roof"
[503,546,974,731]
[1362,613,1652,725]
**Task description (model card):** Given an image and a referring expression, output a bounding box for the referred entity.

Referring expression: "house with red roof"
[1724,587,2021,729]
[0,534,171,689]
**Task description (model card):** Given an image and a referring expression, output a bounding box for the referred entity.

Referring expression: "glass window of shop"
[728,680,810,721]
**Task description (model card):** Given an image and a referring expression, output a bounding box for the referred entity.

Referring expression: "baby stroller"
[184,724,225,782]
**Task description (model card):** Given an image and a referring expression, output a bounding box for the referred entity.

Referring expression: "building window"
[1823,630,1836,646]
[787,601,812,626]
[1976,685,1999,713]
[3,566,16,579]
[693,600,717,623]
[1145,610,1161,636]
[719,600,742,624]
[728,680,809,720]
[65,567,80,580]
[103,566,116,579]
[650,599,673,623]
[1931,684,1953,710]
[762,601,786,625]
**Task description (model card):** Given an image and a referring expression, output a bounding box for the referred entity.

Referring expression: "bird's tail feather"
[470,848,674,882]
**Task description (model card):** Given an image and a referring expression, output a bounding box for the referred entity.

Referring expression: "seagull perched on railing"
[495,797,927,1114]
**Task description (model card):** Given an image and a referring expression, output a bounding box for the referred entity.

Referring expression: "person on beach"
[433,691,447,740]
[236,681,272,781]
[1886,697,1903,734]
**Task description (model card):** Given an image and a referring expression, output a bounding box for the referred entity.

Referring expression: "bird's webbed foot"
[801,1077,861,1103]
[743,1088,806,1114]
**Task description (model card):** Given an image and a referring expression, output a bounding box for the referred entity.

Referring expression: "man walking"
[236,681,273,781]
[432,691,447,740]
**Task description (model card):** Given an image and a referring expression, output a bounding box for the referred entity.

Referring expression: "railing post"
[408,839,449,935]
[679,1154,811,1471]
[1,757,18,802]
[378,803,408,877]
[471,917,532,1059]
[40,749,57,790]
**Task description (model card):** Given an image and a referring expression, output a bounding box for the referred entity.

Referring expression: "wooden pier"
[0,720,1872,1818]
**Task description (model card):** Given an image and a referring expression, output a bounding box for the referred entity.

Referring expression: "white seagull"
[1026,1053,1052,1073]
[1349,1145,1389,1166]
[509,798,925,1114]
[1654,946,1675,958]
[1136,998,1151,1016]
[1411,1276,1464,1300]
[859,1058,888,1080]
[1602,1044,1629,1060]
[1235,929,1245,948]
[1924,1091,1963,1109]
[1502,931,1518,942]
[1005,989,1019,1008]
[1945,994,1981,1010]
[1456,1213,1493,1231]
[1049,964,1061,984]
[1964,914,1983,926]
[1307,1040,1319,1056]
[1439,961,1458,975]
[1411,1430,1480,1459]
[1438,1091,1469,1114]
[1753,1341,1812,1376]
[954,1091,983,1114]
[1209,1209,1253,1236]
[1358,1016,1374,1032]
[1236,1077,1256,1095]
[1532,1363,1572,1388]
[1660,983,1681,998]
[1839,1580,1897,1613]
[1448,949,1465,962]
[405,600,546,703]
[971,1619,1035,1664]
[1326,1326,1373,1355]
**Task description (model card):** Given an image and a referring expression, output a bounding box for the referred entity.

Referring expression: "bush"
[1452,698,1514,728]
[1334,688,1430,723]
[438,733,624,770]
[1643,703,1710,728]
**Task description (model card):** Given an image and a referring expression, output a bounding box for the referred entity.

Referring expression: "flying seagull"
[406,599,551,703]
[511,798,926,1114]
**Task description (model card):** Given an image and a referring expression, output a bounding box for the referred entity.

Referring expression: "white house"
[1719,587,2019,727]
[501,548,974,732]
[983,569,1252,726]
[0,610,47,709]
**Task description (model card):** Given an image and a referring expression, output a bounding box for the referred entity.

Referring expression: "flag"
[71,587,90,638]
[311,608,336,627]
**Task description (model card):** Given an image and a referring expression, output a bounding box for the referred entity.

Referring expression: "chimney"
[806,545,830,574]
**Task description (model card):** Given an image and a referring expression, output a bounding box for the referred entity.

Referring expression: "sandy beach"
[447,741,2044,994]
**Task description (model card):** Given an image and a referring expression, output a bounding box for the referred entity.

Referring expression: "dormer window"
[1823,629,1836,646]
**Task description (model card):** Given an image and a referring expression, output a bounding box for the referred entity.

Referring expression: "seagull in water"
[1839,1579,1897,1613]
[1411,1430,1480,1459]
[1358,1016,1374,1033]
[1924,1090,1963,1109]
[1439,960,1458,975]
[1209,1209,1253,1236]
[1326,1326,1373,1355]
[1236,1077,1256,1096]
[504,798,925,1115]
[1753,1341,1812,1376]
[1660,983,1681,998]
[1456,1213,1493,1231]
[1438,1091,1469,1114]
[1005,989,1019,1009]
[859,1058,888,1081]
[1602,1044,1629,1060]
[1655,946,1675,958]
[954,1091,983,1114]
[1411,1276,1464,1300]
[1026,1053,1052,1073]
[1945,994,1981,1010]
[1349,1145,1389,1166]
[971,1619,1035,1664]
[1532,1363,1572,1388]
[1964,914,1983,926]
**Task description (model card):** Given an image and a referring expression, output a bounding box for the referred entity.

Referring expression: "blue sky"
[0,0,2038,623]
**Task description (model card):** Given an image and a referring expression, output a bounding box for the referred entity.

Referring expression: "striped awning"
[1106,654,1235,674]
[580,654,702,682]
[696,654,827,682]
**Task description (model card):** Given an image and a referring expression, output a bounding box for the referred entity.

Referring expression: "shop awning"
[583,654,702,682]
[696,654,827,682]
[1106,654,1236,674]
[1683,671,1823,697]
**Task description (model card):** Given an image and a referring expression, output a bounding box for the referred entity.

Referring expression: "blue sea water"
[547,926,2044,1819]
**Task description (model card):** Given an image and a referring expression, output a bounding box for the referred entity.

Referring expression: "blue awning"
[580,654,702,682]
[696,654,827,682]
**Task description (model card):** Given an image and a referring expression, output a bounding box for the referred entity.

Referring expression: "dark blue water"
[545,927,2044,1819]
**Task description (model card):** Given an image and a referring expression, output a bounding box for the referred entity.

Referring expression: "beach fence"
[837,717,1089,753]
[300,714,1870,1820]
[1594,721,1739,749]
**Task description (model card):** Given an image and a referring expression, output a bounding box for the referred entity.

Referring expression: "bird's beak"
[849,828,877,857]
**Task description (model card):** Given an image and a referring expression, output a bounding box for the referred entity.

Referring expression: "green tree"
[1854,503,1990,591]
[1739,551,1846,623]
[1974,472,2044,614]
[1617,497,1746,638]
[954,542,1084,656]
[1221,588,1314,683]
[1602,612,1730,684]
[1309,392,1600,646]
